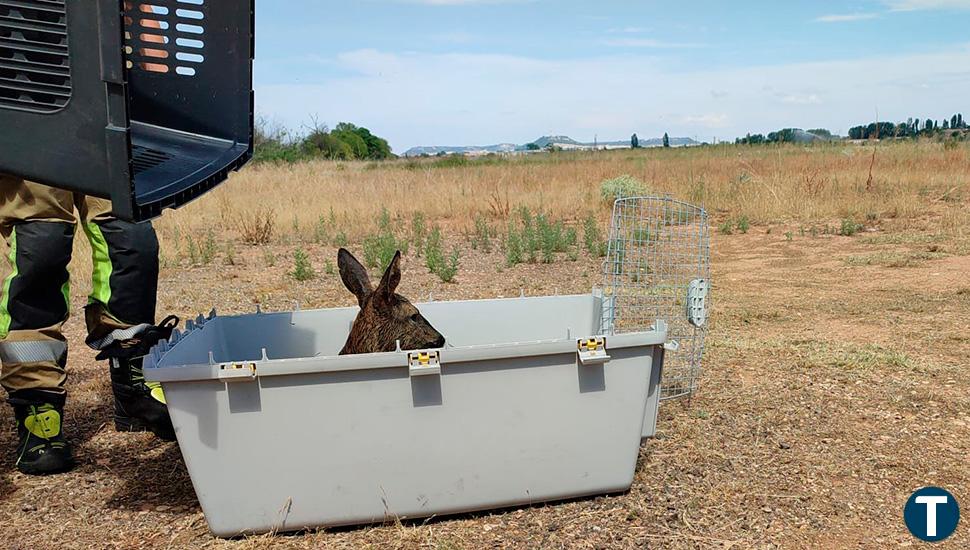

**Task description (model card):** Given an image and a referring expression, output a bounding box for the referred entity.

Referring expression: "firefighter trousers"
[0,176,159,393]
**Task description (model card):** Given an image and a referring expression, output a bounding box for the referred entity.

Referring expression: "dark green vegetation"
[254,120,393,163]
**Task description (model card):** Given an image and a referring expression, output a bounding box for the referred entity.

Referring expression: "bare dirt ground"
[0,214,968,549]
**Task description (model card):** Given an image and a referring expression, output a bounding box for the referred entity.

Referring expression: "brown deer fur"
[338,248,445,355]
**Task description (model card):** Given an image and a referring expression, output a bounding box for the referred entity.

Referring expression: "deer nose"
[431,335,446,349]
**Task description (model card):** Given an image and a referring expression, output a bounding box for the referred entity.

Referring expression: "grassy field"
[0,140,968,548]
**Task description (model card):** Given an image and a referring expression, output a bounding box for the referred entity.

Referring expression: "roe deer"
[338,248,446,355]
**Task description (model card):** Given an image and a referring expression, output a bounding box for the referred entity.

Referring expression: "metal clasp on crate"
[218,362,257,382]
[408,351,441,377]
[577,337,610,366]
[686,279,709,328]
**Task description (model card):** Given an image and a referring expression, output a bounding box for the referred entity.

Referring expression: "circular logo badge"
[904,487,960,542]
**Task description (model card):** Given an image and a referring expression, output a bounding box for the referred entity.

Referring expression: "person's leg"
[78,196,176,441]
[0,176,76,474]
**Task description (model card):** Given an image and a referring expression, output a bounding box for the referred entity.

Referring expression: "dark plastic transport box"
[0,0,254,221]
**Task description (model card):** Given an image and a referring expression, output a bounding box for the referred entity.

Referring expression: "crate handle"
[218,362,257,382]
[578,337,611,366]
[408,351,441,377]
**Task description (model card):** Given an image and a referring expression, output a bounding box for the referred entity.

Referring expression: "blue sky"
[255,0,970,152]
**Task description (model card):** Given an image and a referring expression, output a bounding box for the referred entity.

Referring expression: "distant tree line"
[735,128,826,145]
[848,113,965,140]
[253,119,393,163]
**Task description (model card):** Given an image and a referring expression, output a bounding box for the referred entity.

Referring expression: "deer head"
[338,248,446,355]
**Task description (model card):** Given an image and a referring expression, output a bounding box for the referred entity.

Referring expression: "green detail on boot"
[24,404,61,439]
[148,381,167,405]
[12,402,74,476]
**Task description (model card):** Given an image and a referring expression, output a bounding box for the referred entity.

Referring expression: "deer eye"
[410,313,422,323]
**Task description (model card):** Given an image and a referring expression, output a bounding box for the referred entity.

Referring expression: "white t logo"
[916,495,949,537]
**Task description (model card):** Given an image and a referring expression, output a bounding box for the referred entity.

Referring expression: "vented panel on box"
[0,0,71,113]
[123,0,206,78]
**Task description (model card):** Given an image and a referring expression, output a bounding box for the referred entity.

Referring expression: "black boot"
[97,316,179,442]
[8,389,74,475]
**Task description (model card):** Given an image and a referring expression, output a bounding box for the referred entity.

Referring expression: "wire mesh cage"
[600,196,711,400]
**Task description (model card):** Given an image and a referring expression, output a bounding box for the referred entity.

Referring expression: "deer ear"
[338,248,373,307]
[376,251,402,301]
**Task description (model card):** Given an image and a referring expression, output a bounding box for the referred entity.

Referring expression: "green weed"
[291,248,315,281]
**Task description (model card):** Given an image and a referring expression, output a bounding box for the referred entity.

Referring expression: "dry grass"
[1,140,969,549]
[157,140,969,244]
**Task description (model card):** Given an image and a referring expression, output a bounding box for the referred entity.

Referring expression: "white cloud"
[683,114,729,128]
[400,0,533,4]
[607,27,649,34]
[256,47,970,150]
[779,93,822,105]
[814,13,879,22]
[432,30,477,43]
[883,0,970,10]
[603,38,705,49]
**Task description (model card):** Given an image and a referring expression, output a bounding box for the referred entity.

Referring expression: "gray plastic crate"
[145,294,666,537]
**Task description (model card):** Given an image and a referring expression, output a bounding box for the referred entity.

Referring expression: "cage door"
[600,196,711,400]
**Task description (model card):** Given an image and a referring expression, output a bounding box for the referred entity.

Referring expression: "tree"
[526,143,541,151]
[662,133,670,148]
[631,134,640,149]
[958,114,964,128]
[331,125,368,158]
[943,119,950,130]
[304,129,354,160]
[952,115,959,129]
[336,123,393,160]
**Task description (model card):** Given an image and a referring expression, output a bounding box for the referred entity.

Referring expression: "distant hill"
[404,135,701,157]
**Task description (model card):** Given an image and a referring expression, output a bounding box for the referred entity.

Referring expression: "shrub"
[736,216,750,234]
[565,227,578,248]
[583,214,607,257]
[425,227,445,272]
[632,225,660,243]
[223,241,237,266]
[186,235,199,265]
[718,220,734,235]
[313,215,329,244]
[240,208,276,245]
[840,218,864,237]
[505,224,524,266]
[600,175,647,203]
[362,209,409,270]
[333,231,348,247]
[291,249,315,281]
[471,214,495,252]
[663,206,692,226]
[424,228,460,282]
[411,212,427,254]
[436,247,460,283]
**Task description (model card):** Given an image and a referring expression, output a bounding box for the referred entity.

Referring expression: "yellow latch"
[577,337,610,366]
[408,350,441,376]
[579,338,604,352]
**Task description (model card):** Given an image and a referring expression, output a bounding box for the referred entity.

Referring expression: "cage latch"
[686,279,710,328]
[218,362,257,382]
[577,337,610,366]
[409,351,441,377]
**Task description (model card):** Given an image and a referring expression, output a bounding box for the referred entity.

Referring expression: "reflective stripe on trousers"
[0,340,67,365]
